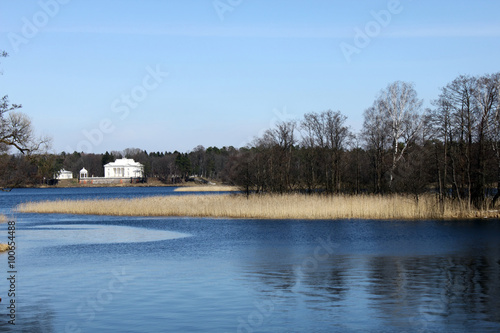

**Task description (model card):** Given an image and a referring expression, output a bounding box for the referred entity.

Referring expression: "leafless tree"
[1,53,50,156]
[1,96,50,156]
[437,75,478,207]
[375,81,423,191]
[429,96,454,202]
[301,110,351,192]
[479,73,500,206]
[123,147,143,158]
[246,120,299,193]
[1,51,51,190]
[361,105,390,193]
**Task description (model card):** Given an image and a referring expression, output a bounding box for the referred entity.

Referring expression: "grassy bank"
[16,194,500,220]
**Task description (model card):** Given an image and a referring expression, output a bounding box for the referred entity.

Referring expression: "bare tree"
[472,73,499,207]
[123,147,143,158]
[301,112,326,191]
[190,145,206,177]
[438,75,478,207]
[479,73,500,206]
[248,120,298,193]
[375,81,423,191]
[324,110,352,192]
[264,120,297,192]
[429,97,454,203]
[1,51,51,190]
[301,110,351,193]
[1,53,50,156]
[361,106,390,193]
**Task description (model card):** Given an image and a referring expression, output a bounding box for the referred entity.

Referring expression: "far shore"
[30,178,236,189]
[16,193,500,220]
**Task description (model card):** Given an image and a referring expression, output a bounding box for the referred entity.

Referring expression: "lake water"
[1,188,500,332]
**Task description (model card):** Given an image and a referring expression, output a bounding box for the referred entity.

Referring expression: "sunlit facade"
[104,158,144,178]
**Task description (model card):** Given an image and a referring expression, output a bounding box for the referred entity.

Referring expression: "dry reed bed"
[0,243,10,252]
[16,194,499,220]
[0,215,11,252]
[174,186,240,192]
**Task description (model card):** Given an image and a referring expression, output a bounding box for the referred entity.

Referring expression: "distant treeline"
[2,73,500,209]
[0,146,237,188]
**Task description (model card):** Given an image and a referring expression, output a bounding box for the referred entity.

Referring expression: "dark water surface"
[1,188,500,332]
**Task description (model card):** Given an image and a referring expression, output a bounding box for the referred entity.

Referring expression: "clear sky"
[1,0,499,153]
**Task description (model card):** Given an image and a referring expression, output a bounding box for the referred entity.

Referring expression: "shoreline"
[18,178,235,190]
[16,193,500,221]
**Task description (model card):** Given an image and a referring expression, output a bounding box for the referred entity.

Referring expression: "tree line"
[2,67,500,209]
[0,146,238,188]
[230,75,500,210]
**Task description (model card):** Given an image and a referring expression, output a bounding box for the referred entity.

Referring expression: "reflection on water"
[0,188,499,332]
[240,253,500,332]
[23,224,190,246]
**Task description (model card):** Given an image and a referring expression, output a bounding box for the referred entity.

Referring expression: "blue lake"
[1,187,500,332]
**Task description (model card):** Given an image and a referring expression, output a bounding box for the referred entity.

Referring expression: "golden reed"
[16,194,500,220]
[0,215,10,252]
[174,186,240,192]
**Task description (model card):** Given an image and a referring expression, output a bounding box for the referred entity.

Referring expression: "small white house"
[104,158,144,178]
[79,167,88,179]
[55,169,73,180]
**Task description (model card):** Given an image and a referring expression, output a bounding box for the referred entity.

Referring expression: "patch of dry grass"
[0,243,10,252]
[16,193,499,220]
[0,216,11,252]
[174,185,240,192]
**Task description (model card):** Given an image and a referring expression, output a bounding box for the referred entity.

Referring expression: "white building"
[79,167,88,179]
[104,158,144,178]
[55,169,73,180]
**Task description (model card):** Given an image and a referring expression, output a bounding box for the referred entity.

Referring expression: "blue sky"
[1,0,499,153]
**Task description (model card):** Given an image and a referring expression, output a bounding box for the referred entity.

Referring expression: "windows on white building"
[55,169,73,180]
[104,158,144,178]
[79,168,88,179]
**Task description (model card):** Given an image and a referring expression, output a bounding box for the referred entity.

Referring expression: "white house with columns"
[104,158,144,178]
